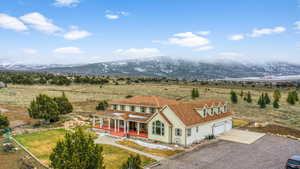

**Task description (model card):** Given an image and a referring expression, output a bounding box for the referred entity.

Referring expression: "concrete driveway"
[219,129,265,144]
[153,135,300,169]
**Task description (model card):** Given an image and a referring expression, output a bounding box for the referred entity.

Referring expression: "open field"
[116,140,184,157]
[13,129,156,169]
[1,84,300,130]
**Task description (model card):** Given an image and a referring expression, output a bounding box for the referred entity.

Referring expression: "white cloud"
[168,32,210,47]
[197,31,211,36]
[105,11,129,20]
[53,47,83,54]
[249,26,286,37]
[20,12,62,34]
[113,48,161,58]
[0,13,28,31]
[53,0,80,7]
[194,46,214,51]
[219,52,243,57]
[294,21,300,30]
[229,34,244,40]
[22,48,38,55]
[64,27,91,40]
[105,14,119,20]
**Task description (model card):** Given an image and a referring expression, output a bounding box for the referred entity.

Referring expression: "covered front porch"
[92,115,149,138]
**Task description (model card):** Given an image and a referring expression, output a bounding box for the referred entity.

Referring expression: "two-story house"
[92,96,232,146]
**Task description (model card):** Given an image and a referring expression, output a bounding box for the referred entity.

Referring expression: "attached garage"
[213,122,226,135]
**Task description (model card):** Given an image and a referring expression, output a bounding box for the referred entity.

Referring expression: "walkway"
[94,135,164,161]
[218,129,265,144]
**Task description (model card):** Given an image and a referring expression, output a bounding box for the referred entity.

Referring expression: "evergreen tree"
[191,88,199,99]
[230,91,238,104]
[28,94,60,122]
[273,99,279,108]
[287,91,296,105]
[120,155,142,169]
[240,90,244,98]
[0,114,9,129]
[195,88,199,98]
[53,92,73,114]
[258,94,266,108]
[50,128,105,169]
[246,91,252,103]
[292,91,299,102]
[264,93,271,104]
[96,100,108,111]
[273,89,281,101]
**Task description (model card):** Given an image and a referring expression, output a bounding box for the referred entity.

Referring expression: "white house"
[93,96,232,146]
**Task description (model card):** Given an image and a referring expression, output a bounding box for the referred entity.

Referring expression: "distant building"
[0,82,7,88]
[92,96,232,146]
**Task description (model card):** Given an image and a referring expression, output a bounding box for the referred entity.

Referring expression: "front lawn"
[116,140,184,157]
[14,129,155,169]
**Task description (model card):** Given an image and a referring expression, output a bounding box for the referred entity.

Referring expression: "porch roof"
[95,110,153,122]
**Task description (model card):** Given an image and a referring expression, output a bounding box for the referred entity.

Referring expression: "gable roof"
[166,100,231,127]
[109,96,179,107]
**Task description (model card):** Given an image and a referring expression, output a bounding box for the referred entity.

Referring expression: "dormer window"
[218,107,221,114]
[210,108,214,116]
[130,106,135,112]
[113,105,117,110]
[150,107,156,113]
[121,105,125,111]
[141,107,146,113]
[203,109,207,117]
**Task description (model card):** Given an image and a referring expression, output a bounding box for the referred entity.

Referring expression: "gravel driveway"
[153,135,300,169]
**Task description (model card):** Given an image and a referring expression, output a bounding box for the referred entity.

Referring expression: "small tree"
[120,155,142,169]
[50,129,105,169]
[28,94,60,122]
[230,90,238,104]
[287,92,296,105]
[53,92,73,114]
[258,94,266,108]
[245,91,252,103]
[191,88,199,99]
[264,93,271,104]
[240,90,244,98]
[0,114,9,129]
[96,100,108,111]
[292,91,299,102]
[273,89,281,101]
[273,99,279,108]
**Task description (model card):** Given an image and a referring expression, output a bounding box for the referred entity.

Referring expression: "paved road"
[94,135,164,161]
[154,135,300,169]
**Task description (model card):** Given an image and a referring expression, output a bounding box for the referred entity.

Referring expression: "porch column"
[100,118,103,128]
[124,120,127,133]
[92,116,95,127]
[114,119,117,132]
[127,121,129,133]
[137,122,140,135]
[108,118,111,129]
[118,120,120,132]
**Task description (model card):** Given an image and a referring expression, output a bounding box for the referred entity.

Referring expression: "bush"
[96,100,108,111]
[0,115,9,129]
[205,134,216,140]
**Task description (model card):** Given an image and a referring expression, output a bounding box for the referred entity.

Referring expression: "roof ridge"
[153,96,160,107]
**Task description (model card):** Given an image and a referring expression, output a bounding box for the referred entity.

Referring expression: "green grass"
[13,129,155,169]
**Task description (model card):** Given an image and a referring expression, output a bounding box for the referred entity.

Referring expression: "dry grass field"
[1,84,300,130]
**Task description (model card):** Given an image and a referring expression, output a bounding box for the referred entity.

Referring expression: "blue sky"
[0,0,299,64]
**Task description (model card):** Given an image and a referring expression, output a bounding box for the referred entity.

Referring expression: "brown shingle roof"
[167,100,231,126]
[109,96,179,107]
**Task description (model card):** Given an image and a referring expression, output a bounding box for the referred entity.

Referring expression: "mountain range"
[2,57,300,80]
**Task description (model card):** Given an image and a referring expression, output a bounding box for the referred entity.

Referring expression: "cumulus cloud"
[193,46,214,51]
[167,32,210,48]
[22,48,38,55]
[113,48,161,58]
[294,21,300,30]
[53,47,83,54]
[229,34,244,41]
[197,31,211,36]
[64,27,91,40]
[0,13,28,31]
[105,11,129,20]
[249,26,286,37]
[20,12,62,34]
[53,0,80,7]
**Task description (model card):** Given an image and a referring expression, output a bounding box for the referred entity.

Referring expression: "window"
[175,128,182,136]
[113,105,117,110]
[150,107,156,113]
[121,105,125,111]
[187,128,192,137]
[224,105,227,112]
[152,120,164,136]
[130,106,135,112]
[141,107,146,113]
[210,108,214,115]
[196,127,199,133]
[218,107,221,114]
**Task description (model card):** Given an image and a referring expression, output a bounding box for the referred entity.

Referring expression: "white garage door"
[226,120,232,131]
[213,122,226,135]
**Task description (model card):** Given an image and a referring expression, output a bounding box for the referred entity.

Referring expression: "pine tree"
[264,93,271,104]
[53,92,73,114]
[293,91,299,102]
[96,101,108,111]
[120,155,142,169]
[191,88,199,99]
[258,94,266,108]
[273,89,281,101]
[230,91,238,104]
[240,90,244,98]
[0,114,9,129]
[246,91,252,103]
[50,128,105,169]
[287,91,296,105]
[273,99,279,108]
